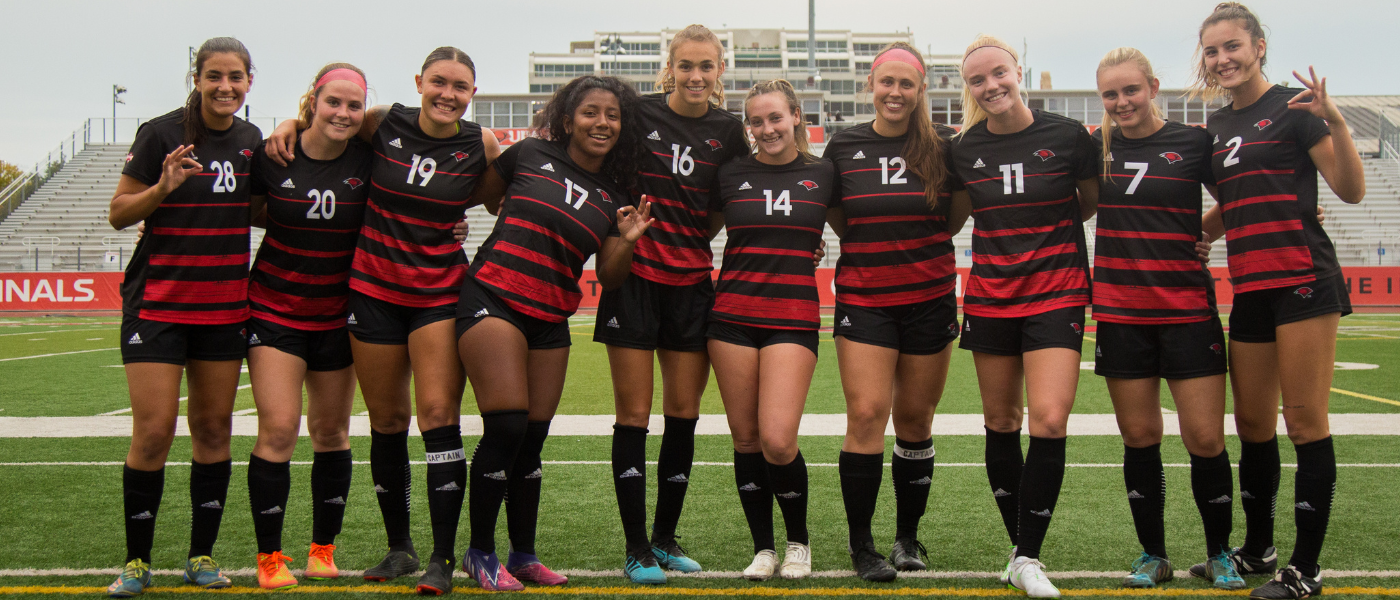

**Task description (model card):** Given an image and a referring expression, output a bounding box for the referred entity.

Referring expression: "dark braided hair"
[534,75,646,190]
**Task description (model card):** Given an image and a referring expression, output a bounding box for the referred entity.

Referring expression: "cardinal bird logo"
[1032,149,1056,161]
[596,189,612,203]
[1294,286,1314,299]
[1070,323,1083,334]
[124,153,134,163]
[1255,119,1273,130]
[343,177,364,189]
[1160,152,1184,164]
[798,180,819,190]
[452,151,469,162]
[704,139,723,150]
[1210,343,1223,355]
[239,149,254,159]
[948,322,960,335]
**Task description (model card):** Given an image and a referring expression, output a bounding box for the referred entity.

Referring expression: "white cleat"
[1009,556,1061,598]
[999,546,1018,584]
[780,542,812,580]
[743,549,778,581]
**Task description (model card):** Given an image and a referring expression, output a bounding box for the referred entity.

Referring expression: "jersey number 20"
[306,189,336,220]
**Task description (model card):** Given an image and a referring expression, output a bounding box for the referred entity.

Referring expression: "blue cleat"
[1122,553,1174,588]
[651,538,701,573]
[1203,551,1248,590]
[182,555,231,589]
[107,559,152,598]
[625,546,667,584]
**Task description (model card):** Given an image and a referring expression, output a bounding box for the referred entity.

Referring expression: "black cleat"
[1190,546,1278,579]
[850,541,897,582]
[364,549,421,582]
[414,556,453,596]
[889,536,929,571]
[1249,565,1323,599]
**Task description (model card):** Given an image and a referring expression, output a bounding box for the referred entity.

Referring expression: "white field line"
[0,347,117,362]
[0,567,1396,579]
[97,384,253,416]
[0,327,108,338]
[1,461,1396,468]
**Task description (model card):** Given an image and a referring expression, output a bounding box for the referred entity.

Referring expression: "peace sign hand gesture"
[617,200,655,244]
[157,145,203,195]
[1287,66,1344,124]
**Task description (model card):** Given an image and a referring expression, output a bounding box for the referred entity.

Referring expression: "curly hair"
[534,75,647,190]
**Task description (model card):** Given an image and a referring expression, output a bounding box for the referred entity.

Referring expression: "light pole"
[112,84,127,141]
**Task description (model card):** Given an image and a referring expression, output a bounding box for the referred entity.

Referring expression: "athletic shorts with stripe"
[958,305,1086,356]
[456,276,571,350]
[345,291,456,346]
[833,293,959,356]
[1093,316,1227,380]
[246,317,353,372]
[1228,273,1352,343]
[706,320,819,356]
[593,274,714,352]
[119,315,248,365]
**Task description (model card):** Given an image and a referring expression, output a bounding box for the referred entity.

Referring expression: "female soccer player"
[824,42,960,582]
[710,80,838,582]
[1091,48,1243,590]
[456,75,652,592]
[1193,4,1365,598]
[106,37,262,597]
[595,24,749,583]
[946,35,1098,599]
[242,63,373,590]
[265,46,502,592]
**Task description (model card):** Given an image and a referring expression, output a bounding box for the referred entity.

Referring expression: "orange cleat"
[256,551,298,590]
[305,543,339,580]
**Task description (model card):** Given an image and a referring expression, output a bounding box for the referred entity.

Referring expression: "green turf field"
[0,314,1398,598]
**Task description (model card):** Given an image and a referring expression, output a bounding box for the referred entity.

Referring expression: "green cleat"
[182,555,231,589]
[1121,553,1173,588]
[107,559,152,598]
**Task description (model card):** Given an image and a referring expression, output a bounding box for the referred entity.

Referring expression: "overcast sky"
[2,0,1393,167]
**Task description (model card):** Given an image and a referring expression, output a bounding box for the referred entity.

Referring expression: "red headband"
[314,68,366,93]
[871,48,925,75]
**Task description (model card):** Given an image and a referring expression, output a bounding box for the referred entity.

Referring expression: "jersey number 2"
[1222,136,1243,168]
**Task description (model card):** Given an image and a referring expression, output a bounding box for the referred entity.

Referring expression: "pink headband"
[314,68,366,93]
[871,48,925,75]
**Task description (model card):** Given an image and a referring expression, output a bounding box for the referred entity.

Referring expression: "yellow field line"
[1331,387,1400,407]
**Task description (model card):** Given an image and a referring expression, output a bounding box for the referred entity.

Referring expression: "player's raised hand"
[617,201,655,243]
[263,120,300,166]
[158,145,202,194]
[1288,66,1343,124]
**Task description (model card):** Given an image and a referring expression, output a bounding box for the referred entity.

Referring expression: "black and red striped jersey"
[1208,85,1336,293]
[247,135,372,330]
[629,93,750,286]
[948,110,1096,318]
[1091,121,1217,325]
[120,109,262,325]
[351,103,484,307]
[711,155,836,331]
[468,138,625,323]
[827,122,957,307]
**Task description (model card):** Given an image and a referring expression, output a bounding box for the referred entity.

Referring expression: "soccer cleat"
[1008,556,1061,598]
[1249,565,1323,599]
[1190,546,1278,579]
[999,546,1018,584]
[183,556,231,589]
[623,546,667,585]
[743,549,778,581]
[1121,553,1173,588]
[256,551,298,590]
[890,536,929,571]
[652,537,702,573]
[305,543,339,580]
[363,549,420,582]
[463,548,524,591]
[107,558,152,598]
[1197,551,1248,590]
[507,552,568,586]
[415,556,454,596]
[849,541,897,582]
[780,541,812,580]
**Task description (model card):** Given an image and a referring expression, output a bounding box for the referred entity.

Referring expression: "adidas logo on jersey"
[130,510,154,520]
[1207,494,1231,504]
[619,467,643,479]
[973,158,986,168]
[373,484,388,493]
[483,470,508,481]
[248,333,261,345]
[200,500,223,510]
[993,488,1011,497]
[910,476,932,485]
[389,138,403,148]
[323,496,346,505]
[260,506,283,515]
[738,482,761,492]
[1295,501,1316,511]
[839,316,851,327]
[474,308,489,318]
[777,491,802,499]
[852,150,865,159]
[606,317,620,328]
[435,481,461,492]
[1127,490,1145,499]
[667,473,688,483]
[524,468,543,479]
[1214,134,1220,144]
[280,178,295,189]
[1030,508,1052,517]
[738,181,752,190]
[541,162,555,172]
[347,314,358,325]
[127,333,142,345]
[648,130,661,141]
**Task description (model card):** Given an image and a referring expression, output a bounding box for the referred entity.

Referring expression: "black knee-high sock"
[506,420,550,556]
[612,424,651,550]
[247,455,291,555]
[985,427,1024,545]
[1239,436,1280,558]
[189,459,231,558]
[1016,436,1066,560]
[734,451,775,553]
[768,451,809,546]
[1289,436,1336,576]
[892,437,935,539]
[652,415,697,544]
[839,451,882,547]
[1123,444,1167,558]
[370,429,413,553]
[1190,450,1234,557]
[423,425,466,561]
[468,410,528,554]
[311,449,353,546]
[123,465,164,564]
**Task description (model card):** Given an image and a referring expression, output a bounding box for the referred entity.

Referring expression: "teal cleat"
[652,538,701,573]
[1122,553,1174,588]
[182,555,231,589]
[107,559,152,598]
[625,546,667,584]
[1203,551,1248,590]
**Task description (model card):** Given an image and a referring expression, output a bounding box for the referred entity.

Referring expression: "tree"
[0,161,23,192]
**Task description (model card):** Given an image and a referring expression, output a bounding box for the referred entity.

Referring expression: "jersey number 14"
[764,189,792,216]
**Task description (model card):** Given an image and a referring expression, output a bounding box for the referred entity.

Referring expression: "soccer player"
[242,63,373,590]
[710,80,838,582]
[1192,4,1365,598]
[824,42,961,582]
[106,37,262,597]
[456,75,653,592]
[946,35,1099,599]
[1090,48,1242,590]
[594,24,749,584]
[265,47,502,592]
